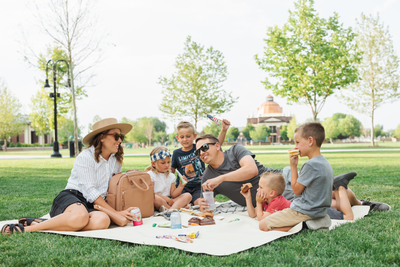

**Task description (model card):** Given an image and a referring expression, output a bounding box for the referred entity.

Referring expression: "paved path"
[0,148,399,160]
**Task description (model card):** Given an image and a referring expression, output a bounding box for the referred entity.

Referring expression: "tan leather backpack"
[106,171,154,218]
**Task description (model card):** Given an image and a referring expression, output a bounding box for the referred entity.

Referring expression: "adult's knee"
[69,210,90,230]
[90,213,111,230]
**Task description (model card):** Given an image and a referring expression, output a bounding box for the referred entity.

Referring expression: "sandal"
[18,217,47,226]
[1,223,25,235]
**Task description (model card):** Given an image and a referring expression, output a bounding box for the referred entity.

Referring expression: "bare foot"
[24,221,38,227]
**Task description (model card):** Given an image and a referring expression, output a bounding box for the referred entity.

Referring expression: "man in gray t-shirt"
[202,143,282,207]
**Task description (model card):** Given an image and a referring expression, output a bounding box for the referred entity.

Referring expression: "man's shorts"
[264,208,316,230]
[50,189,97,217]
[327,208,344,220]
[182,184,201,204]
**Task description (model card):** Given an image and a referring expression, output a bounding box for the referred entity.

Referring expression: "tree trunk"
[330,138,333,144]
[42,133,45,148]
[3,137,7,152]
[370,103,375,147]
[69,60,79,157]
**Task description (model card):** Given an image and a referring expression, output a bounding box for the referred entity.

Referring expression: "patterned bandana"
[150,150,171,162]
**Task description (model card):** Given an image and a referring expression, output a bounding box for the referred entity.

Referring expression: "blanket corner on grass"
[0,203,369,256]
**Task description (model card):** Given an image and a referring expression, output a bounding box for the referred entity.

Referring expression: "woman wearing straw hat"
[2,118,135,235]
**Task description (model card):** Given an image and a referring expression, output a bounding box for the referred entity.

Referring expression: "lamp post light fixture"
[44,59,71,158]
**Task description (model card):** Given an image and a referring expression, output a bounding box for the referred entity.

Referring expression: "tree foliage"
[159,36,237,131]
[393,125,400,138]
[203,121,222,138]
[121,117,167,144]
[226,126,240,141]
[255,0,361,121]
[338,115,361,137]
[287,117,299,141]
[0,83,26,151]
[340,14,400,146]
[241,123,255,140]
[250,124,271,141]
[280,125,288,141]
[322,117,340,144]
[29,88,52,147]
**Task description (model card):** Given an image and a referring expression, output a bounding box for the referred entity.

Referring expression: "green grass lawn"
[0,151,399,266]
[1,141,399,157]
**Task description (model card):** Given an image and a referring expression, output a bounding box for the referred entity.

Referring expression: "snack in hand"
[288,149,299,156]
[180,208,194,213]
[241,183,253,193]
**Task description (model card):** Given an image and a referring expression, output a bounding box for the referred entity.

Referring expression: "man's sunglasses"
[195,143,216,156]
[106,133,125,142]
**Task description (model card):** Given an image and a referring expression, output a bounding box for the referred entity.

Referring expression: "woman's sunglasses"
[106,133,125,142]
[195,142,216,156]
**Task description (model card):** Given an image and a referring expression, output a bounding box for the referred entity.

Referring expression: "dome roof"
[258,95,283,114]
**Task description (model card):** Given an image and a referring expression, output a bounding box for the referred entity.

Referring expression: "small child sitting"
[145,146,192,211]
[241,172,291,221]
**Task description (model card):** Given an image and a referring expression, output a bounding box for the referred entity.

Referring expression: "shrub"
[9,142,15,147]
[16,142,22,147]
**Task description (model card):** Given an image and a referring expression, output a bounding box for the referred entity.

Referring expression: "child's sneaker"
[361,199,391,212]
[333,172,357,190]
[158,205,166,213]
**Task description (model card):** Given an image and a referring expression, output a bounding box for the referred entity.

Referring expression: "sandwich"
[288,149,299,156]
[241,183,253,193]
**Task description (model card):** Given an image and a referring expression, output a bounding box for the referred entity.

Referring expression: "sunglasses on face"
[195,142,216,156]
[106,133,124,142]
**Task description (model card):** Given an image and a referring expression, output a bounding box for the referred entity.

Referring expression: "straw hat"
[82,118,133,146]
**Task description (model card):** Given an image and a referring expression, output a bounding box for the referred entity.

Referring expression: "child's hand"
[221,119,231,131]
[256,191,266,203]
[240,189,252,200]
[289,149,299,166]
[178,175,188,187]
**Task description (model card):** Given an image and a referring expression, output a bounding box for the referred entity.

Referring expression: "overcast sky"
[1,0,399,136]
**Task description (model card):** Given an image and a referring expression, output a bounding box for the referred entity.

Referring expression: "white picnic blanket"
[0,205,369,256]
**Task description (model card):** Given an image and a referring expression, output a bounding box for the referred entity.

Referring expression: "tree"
[23,0,106,156]
[287,117,299,141]
[29,88,52,147]
[374,124,383,138]
[121,117,167,144]
[338,115,361,138]
[322,117,340,144]
[393,125,400,138]
[241,124,255,140]
[255,0,361,121]
[88,115,102,132]
[341,14,400,146]
[58,116,82,145]
[144,121,153,147]
[158,36,238,131]
[280,125,288,141]
[226,126,240,142]
[0,83,26,151]
[203,121,222,138]
[250,124,271,141]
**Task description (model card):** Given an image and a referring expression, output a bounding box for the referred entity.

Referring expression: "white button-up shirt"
[65,146,121,203]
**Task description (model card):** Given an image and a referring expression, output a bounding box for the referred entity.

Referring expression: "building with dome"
[246,95,292,143]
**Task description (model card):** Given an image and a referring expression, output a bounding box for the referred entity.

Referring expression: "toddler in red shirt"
[241,172,291,221]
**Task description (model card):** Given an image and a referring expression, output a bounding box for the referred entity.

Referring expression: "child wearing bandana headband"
[145,146,192,211]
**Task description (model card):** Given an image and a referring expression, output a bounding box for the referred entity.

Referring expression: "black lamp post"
[44,59,71,158]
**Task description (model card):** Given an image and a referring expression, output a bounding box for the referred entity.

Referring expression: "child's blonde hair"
[144,146,171,175]
[260,172,286,196]
[177,121,195,135]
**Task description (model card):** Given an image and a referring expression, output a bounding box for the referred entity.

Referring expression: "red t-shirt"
[262,195,292,213]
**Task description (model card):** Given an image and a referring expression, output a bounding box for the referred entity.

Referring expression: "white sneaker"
[305,214,331,230]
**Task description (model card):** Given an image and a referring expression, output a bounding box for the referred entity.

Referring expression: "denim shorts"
[327,208,344,220]
[49,189,96,218]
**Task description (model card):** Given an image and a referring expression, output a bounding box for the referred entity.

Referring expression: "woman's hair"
[144,146,171,175]
[260,172,286,196]
[89,129,124,165]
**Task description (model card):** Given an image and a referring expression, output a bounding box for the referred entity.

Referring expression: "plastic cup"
[203,191,216,210]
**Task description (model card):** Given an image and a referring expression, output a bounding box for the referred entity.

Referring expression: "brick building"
[247,95,292,143]
[9,123,52,145]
